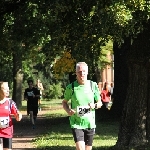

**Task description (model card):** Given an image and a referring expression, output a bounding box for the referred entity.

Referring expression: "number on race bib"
[0,117,9,128]
[77,106,91,117]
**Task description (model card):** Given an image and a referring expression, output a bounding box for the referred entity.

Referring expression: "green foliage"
[45,82,64,99]
[0,50,13,82]
[0,0,150,98]
[109,3,133,26]
[98,40,113,69]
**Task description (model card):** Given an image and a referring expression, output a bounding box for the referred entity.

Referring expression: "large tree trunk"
[111,38,130,118]
[97,38,130,121]
[115,22,150,149]
[12,46,23,108]
[12,11,24,108]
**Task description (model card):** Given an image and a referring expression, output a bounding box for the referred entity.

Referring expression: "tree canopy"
[1,0,149,79]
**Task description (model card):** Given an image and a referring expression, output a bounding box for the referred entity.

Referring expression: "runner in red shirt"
[0,82,22,150]
[101,82,111,109]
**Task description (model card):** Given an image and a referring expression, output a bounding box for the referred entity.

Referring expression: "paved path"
[12,110,51,150]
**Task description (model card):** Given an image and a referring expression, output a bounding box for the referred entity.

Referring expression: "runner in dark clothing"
[24,80,40,129]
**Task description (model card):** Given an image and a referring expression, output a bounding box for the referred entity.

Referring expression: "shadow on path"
[12,112,52,150]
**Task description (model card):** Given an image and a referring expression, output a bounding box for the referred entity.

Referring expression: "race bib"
[27,91,34,96]
[76,106,91,117]
[0,116,9,128]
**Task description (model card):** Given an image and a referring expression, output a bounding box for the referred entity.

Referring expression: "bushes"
[23,71,67,100]
[44,82,64,99]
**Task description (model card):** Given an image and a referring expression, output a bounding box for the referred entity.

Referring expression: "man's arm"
[62,100,75,116]
[33,88,40,98]
[88,100,103,109]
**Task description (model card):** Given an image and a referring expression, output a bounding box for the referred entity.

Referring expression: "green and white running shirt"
[64,80,101,129]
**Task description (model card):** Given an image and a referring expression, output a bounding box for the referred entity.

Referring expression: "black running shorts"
[71,128,95,146]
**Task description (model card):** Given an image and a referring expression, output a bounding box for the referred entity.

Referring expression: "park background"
[1,1,150,149]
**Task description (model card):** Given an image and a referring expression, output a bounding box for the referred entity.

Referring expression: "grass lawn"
[21,99,64,111]
[21,99,119,150]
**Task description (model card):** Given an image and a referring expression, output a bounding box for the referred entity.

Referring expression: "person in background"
[110,82,114,102]
[101,82,111,109]
[0,82,22,150]
[24,79,40,129]
[62,62,103,150]
[36,79,44,111]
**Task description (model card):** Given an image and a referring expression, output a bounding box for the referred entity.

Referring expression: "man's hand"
[96,100,103,108]
[89,100,103,109]
[62,100,75,116]
[67,109,76,116]
[88,103,95,109]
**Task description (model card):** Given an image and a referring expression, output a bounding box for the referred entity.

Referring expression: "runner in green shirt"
[62,62,103,150]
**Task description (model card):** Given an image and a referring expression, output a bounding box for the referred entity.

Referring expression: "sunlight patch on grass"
[45,108,67,118]
[35,133,117,149]
[30,99,119,149]
[35,132,74,148]
[34,121,118,149]
[94,138,117,147]
[21,99,64,111]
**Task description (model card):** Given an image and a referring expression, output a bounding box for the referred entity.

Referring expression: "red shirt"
[101,90,111,102]
[0,98,18,138]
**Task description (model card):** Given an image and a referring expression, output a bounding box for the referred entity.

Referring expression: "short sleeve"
[10,100,19,115]
[64,84,73,101]
[93,82,101,101]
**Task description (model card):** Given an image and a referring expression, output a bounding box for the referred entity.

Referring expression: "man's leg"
[29,111,35,125]
[72,128,85,150]
[85,144,92,150]
[84,129,95,150]
[76,141,85,150]
[38,98,41,111]
[33,113,37,124]
[3,138,12,150]
[32,109,38,129]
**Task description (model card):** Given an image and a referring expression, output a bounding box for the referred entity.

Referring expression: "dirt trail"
[12,110,51,150]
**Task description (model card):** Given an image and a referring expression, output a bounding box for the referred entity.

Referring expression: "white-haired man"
[62,62,103,150]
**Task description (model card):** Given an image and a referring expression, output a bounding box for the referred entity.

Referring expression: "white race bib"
[27,91,34,96]
[0,116,9,128]
[76,106,91,117]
